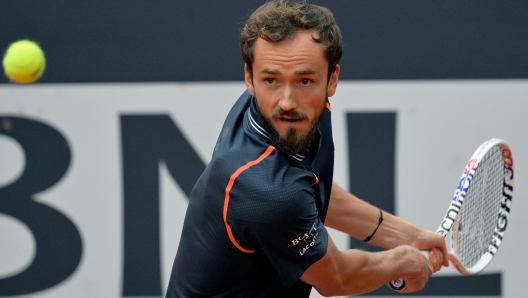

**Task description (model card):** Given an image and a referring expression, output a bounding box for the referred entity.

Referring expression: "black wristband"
[363,208,383,242]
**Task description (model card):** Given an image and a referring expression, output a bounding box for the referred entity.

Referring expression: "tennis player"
[165,1,448,297]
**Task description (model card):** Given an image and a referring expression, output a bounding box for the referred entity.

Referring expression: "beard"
[255,98,325,155]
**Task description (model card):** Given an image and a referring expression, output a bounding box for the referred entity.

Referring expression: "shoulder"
[225,148,319,224]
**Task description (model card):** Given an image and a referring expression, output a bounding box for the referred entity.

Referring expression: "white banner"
[0,80,526,297]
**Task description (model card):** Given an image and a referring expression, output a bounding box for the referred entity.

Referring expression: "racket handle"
[387,250,430,291]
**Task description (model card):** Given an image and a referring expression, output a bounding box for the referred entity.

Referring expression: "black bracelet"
[363,208,383,242]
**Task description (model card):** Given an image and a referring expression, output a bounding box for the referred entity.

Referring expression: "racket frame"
[446,138,514,275]
[389,138,514,291]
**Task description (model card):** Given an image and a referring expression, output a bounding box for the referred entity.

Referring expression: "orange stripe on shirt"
[223,145,275,253]
[311,173,319,186]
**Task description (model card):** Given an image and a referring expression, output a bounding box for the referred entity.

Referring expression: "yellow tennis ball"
[2,40,46,84]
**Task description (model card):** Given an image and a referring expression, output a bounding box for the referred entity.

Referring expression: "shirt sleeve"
[229,183,329,286]
[251,215,329,285]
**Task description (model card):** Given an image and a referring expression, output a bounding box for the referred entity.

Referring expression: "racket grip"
[387,250,430,291]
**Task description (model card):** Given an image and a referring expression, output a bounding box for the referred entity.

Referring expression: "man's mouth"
[279,117,301,122]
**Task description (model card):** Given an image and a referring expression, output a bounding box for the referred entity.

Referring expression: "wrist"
[367,212,420,249]
[363,208,383,242]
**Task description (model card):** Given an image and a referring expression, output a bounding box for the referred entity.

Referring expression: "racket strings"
[456,146,504,269]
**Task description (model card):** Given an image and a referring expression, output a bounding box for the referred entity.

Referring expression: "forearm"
[328,248,400,295]
[302,236,433,296]
[326,182,449,268]
[326,182,420,249]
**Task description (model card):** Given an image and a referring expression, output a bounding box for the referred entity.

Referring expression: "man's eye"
[300,79,312,85]
[265,78,275,85]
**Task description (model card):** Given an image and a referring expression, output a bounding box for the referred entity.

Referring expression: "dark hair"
[240,0,342,80]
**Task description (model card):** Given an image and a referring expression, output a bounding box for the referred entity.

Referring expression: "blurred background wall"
[1,1,527,297]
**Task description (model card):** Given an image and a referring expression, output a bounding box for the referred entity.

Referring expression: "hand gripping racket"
[389,138,514,291]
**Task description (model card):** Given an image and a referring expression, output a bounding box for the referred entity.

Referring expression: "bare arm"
[325,182,449,266]
[299,182,448,295]
[300,234,437,296]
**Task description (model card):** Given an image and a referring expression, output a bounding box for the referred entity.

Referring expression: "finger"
[429,248,443,272]
[428,249,437,271]
[428,261,434,275]
[442,250,449,267]
[398,277,427,293]
[428,249,436,264]
[435,248,443,271]
[426,254,434,276]
[436,239,450,267]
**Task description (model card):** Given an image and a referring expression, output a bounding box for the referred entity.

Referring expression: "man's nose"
[278,85,297,111]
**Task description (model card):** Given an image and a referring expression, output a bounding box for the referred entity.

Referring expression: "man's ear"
[327,64,340,97]
[244,64,255,96]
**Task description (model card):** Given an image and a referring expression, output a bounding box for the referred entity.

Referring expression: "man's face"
[245,31,340,154]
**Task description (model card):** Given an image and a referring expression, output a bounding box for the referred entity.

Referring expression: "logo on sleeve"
[291,223,319,256]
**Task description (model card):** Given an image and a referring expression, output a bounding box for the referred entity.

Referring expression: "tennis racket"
[388,138,514,291]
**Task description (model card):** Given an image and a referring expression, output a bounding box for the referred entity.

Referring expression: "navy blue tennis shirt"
[166,90,334,297]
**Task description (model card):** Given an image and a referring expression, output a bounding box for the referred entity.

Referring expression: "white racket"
[389,138,514,291]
